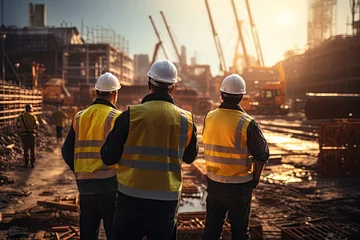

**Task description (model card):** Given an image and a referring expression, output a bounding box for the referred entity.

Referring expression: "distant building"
[181,45,187,65]
[29,3,47,27]
[190,57,196,66]
[133,54,150,85]
[3,26,133,87]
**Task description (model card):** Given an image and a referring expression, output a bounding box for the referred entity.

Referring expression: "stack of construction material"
[317,119,360,176]
[0,81,42,127]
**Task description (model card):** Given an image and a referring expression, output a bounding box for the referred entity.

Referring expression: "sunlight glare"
[275,11,294,28]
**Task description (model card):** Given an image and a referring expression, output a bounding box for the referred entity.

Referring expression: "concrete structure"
[181,45,187,66]
[29,3,47,27]
[133,54,149,85]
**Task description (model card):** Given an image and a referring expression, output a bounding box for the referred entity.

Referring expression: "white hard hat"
[220,74,246,94]
[147,59,178,85]
[95,72,121,92]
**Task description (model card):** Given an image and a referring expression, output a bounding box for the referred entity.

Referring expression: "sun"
[275,11,294,28]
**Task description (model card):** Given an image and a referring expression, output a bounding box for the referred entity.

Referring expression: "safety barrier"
[0,81,42,127]
[317,119,360,176]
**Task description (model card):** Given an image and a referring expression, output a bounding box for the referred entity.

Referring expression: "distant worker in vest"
[52,106,68,143]
[202,74,269,240]
[17,104,39,169]
[101,59,199,240]
[62,72,121,240]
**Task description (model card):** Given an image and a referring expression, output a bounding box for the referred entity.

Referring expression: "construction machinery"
[149,15,169,65]
[145,13,214,115]
[230,0,289,115]
[204,0,227,73]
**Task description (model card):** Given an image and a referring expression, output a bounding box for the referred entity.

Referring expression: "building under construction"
[0,1,360,240]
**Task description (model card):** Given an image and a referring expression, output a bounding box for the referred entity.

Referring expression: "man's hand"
[253,161,265,189]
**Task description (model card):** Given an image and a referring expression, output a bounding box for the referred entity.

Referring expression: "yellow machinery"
[249,63,289,115]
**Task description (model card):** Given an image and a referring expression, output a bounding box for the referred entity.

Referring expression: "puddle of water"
[263,131,319,152]
[262,164,314,185]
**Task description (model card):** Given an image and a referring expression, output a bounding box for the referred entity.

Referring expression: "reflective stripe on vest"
[203,108,254,184]
[117,101,193,201]
[74,107,119,180]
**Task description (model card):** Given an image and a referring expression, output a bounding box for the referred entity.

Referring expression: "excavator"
[230,0,289,115]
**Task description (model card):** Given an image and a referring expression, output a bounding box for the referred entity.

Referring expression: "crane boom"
[148,15,169,59]
[231,0,250,67]
[204,0,227,72]
[160,11,183,66]
[245,0,264,67]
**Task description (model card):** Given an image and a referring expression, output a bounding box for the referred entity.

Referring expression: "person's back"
[118,99,193,200]
[62,72,121,240]
[101,59,199,240]
[202,74,269,240]
[53,108,68,143]
[18,112,38,135]
[53,109,67,127]
[17,104,39,168]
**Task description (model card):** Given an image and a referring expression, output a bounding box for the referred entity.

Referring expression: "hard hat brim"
[147,72,178,84]
[220,88,246,94]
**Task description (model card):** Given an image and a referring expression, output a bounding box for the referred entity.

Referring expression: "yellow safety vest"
[73,104,121,180]
[53,110,68,127]
[17,112,39,135]
[117,101,193,201]
[203,108,254,183]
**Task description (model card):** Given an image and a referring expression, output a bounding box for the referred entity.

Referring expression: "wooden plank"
[51,226,71,232]
[58,230,72,238]
[37,200,78,212]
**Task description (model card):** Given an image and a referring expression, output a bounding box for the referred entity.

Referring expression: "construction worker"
[202,74,269,240]
[101,59,199,240]
[17,104,39,168]
[62,72,121,240]
[52,106,68,143]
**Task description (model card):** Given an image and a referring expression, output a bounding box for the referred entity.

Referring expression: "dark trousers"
[56,126,63,141]
[202,189,253,240]
[113,191,178,240]
[79,191,117,240]
[21,134,36,166]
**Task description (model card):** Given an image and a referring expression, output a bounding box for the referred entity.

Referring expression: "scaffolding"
[308,0,336,48]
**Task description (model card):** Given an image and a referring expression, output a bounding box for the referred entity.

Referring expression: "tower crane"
[245,0,264,67]
[160,11,183,67]
[148,15,169,63]
[204,0,227,73]
[231,0,250,69]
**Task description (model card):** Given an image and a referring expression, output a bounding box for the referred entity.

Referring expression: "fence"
[317,119,360,176]
[0,81,42,127]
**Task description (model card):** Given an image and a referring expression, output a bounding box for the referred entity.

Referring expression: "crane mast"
[204,0,227,72]
[148,15,169,60]
[245,0,264,67]
[231,0,250,67]
[160,11,183,66]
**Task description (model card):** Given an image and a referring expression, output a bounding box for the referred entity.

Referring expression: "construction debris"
[37,195,79,212]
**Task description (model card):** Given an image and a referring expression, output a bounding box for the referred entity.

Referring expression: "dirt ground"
[0,116,359,239]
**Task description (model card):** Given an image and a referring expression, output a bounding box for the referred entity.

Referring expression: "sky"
[2,0,352,75]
